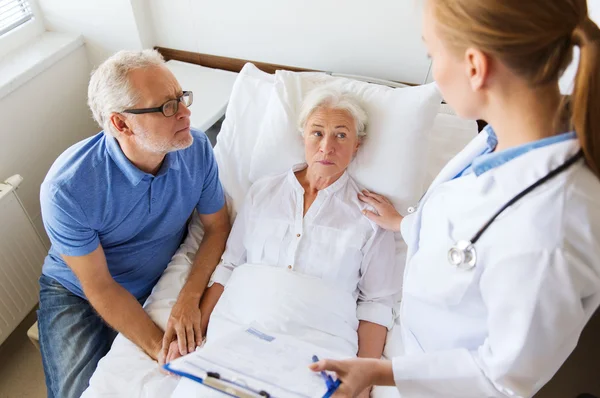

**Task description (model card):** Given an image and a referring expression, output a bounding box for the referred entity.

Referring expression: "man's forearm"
[178,226,230,302]
[357,320,387,359]
[87,282,163,360]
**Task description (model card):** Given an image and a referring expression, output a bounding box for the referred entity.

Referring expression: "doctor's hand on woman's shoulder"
[358,190,403,232]
[309,357,395,397]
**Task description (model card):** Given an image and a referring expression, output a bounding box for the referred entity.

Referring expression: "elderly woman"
[169,87,400,396]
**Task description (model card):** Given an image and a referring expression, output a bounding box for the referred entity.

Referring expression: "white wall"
[149,0,432,85]
[0,46,99,246]
[36,0,599,87]
[37,0,148,68]
[130,0,156,49]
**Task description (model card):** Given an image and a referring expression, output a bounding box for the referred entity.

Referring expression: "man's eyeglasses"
[123,91,193,117]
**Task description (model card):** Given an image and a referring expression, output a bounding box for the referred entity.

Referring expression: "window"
[0,0,33,37]
[0,0,43,59]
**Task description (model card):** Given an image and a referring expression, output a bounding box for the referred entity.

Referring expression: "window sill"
[0,32,84,100]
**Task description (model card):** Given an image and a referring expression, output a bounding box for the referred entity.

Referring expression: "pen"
[312,355,334,389]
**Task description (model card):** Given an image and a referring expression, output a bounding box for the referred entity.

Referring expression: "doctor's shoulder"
[515,162,600,268]
[483,162,599,260]
[559,163,600,251]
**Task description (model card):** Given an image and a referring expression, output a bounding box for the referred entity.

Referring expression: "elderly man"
[37,49,230,398]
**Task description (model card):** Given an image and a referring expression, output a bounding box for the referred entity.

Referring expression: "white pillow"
[213,63,274,217]
[248,70,443,211]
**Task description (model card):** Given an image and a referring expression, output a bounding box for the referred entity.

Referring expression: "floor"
[0,308,598,398]
[0,309,46,398]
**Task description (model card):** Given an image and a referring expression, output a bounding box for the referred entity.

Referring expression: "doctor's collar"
[471,126,577,177]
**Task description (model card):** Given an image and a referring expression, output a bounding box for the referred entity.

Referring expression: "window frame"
[0,0,44,59]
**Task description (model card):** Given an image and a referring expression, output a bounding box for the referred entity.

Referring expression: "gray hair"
[297,87,368,139]
[87,49,165,136]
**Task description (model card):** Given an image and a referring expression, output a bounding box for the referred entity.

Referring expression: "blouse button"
[296,233,301,238]
[287,265,293,270]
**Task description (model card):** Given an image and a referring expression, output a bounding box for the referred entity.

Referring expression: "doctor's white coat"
[393,131,600,397]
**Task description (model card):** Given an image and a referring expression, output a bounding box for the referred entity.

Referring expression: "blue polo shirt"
[40,129,225,300]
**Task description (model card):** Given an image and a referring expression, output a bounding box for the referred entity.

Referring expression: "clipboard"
[164,362,341,398]
[163,326,343,398]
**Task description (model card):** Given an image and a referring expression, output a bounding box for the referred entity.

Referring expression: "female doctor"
[310,0,600,397]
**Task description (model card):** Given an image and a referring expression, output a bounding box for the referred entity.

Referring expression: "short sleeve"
[196,136,226,215]
[40,183,99,257]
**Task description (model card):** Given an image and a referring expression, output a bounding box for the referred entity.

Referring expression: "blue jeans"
[37,274,147,398]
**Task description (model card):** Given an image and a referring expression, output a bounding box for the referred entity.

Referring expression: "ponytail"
[571,17,600,178]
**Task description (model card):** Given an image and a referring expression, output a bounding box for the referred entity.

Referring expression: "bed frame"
[154,46,488,132]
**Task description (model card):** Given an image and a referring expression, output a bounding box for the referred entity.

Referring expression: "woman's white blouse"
[210,164,400,329]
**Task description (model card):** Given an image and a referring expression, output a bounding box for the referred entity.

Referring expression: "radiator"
[0,175,47,346]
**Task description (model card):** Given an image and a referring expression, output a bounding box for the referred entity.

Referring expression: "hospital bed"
[81,50,479,398]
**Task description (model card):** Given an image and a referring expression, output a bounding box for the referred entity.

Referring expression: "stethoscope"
[411,149,584,271]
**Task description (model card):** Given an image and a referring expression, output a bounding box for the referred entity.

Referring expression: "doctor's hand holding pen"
[309,358,395,397]
[358,190,403,232]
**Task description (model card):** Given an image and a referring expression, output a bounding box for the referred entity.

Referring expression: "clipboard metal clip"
[191,369,272,398]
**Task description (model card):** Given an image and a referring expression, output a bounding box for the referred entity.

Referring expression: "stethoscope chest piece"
[443,149,583,272]
[448,240,477,270]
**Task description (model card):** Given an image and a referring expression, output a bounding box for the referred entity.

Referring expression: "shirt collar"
[288,163,350,195]
[472,125,577,176]
[104,132,180,186]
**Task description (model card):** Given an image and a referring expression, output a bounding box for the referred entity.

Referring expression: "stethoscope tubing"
[468,149,584,245]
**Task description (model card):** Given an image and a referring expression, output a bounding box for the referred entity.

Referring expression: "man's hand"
[309,358,394,397]
[159,205,230,359]
[161,294,202,358]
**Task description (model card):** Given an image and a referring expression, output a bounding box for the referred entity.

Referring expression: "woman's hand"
[357,389,372,398]
[358,190,403,232]
[166,340,184,363]
[309,358,394,397]
[158,340,184,375]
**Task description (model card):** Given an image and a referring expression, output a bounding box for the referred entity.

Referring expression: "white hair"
[87,49,165,136]
[297,87,368,139]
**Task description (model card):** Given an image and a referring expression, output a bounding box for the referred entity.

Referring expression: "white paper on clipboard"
[166,325,347,397]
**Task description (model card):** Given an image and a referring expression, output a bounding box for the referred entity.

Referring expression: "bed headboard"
[155,46,487,131]
[156,47,320,74]
[154,47,415,87]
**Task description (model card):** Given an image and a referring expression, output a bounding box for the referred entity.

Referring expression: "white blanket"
[207,263,359,356]
[171,263,360,397]
[83,214,381,398]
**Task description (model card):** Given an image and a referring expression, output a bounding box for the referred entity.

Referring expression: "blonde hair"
[431,0,600,178]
